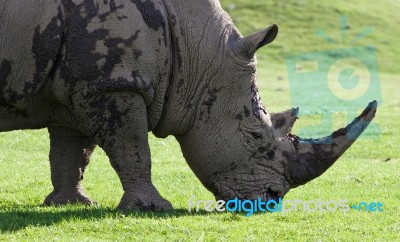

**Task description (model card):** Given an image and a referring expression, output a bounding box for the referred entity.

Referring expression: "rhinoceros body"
[0,0,376,210]
[1,0,169,131]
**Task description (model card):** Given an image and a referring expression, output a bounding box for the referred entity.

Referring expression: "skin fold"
[0,0,377,211]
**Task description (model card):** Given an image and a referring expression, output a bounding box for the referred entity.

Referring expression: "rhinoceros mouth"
[215,189,280,204]
[217,190,280,212]
[264,190,280,203]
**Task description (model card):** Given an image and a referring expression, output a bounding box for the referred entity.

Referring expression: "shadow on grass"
[0,206,211,233]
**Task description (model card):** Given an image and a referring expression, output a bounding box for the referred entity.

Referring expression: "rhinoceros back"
[0,0,64,107]
[1,0,171,131]
[51,0,171,130]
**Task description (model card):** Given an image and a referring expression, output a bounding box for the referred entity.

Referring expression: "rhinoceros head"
[175,23,377,204]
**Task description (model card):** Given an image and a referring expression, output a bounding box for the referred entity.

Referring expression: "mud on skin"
[0,0,377,211]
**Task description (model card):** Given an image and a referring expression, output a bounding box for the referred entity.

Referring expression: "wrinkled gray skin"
[0,0,377,211]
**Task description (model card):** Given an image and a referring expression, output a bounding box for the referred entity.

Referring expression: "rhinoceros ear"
[236,24,278,59]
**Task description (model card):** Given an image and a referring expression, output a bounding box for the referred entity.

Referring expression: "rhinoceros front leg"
[77,92,172,211]
[44,126,96,206]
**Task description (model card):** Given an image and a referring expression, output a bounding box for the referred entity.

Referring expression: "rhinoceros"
[0,0,377,211]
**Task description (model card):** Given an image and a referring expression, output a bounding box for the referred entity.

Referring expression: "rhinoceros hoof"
[44,190,96,206]
[117,192,173,211]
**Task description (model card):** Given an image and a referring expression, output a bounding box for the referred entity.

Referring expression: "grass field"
[1,0,399,241]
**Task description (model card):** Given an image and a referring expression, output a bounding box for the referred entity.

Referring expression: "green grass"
[1,0,400,241]
[222,0,400,75]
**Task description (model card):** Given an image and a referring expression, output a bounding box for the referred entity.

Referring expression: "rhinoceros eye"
[250,132,262,139]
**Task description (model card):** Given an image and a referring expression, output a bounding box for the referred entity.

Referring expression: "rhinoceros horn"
[281,101,378,188]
